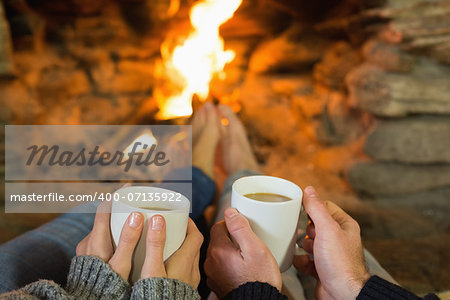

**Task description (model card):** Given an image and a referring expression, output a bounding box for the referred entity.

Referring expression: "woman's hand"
[140,216,203,288]
[76,202,144,281]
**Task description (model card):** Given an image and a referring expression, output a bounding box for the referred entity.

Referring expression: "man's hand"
[141,216,203,288]
[76,202,144,281]
[294,186,370,300]
[204,207,282,298]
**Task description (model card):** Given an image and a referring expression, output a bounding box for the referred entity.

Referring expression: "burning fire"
[124,129,158,154]
[155,0,243,120]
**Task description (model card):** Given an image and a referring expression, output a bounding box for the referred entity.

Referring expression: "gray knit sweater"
[0,255,200,300]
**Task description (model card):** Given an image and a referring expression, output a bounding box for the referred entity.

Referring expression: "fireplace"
[1,0,449,295]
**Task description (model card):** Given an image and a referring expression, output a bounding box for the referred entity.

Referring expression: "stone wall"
[0,0,170,125]
[0,2,14,77]
[346,0,450,199]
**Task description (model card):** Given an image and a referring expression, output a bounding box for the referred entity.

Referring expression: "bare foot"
[192,102,220,179]
[191,102,207,146]
[218,104,259,175]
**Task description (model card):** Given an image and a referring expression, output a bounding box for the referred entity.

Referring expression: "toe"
[217,104,234,117]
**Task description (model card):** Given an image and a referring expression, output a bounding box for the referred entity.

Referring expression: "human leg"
[0,204,96,293]
[191,103,221,297]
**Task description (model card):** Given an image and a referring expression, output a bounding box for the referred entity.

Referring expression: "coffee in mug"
[244,192,292,203]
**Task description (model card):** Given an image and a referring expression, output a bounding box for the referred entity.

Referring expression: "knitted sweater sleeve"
[357,276,440,300]
[131,277,201,300]
[0,255,131,300]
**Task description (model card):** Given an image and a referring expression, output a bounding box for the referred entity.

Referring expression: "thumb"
[302,186,337,230]
[325,201,359,232]
[224,207,261,252]
[141,215,167,278]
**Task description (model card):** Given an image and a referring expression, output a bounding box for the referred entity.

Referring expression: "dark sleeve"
[357,276,440,300]
[224,282,287,300]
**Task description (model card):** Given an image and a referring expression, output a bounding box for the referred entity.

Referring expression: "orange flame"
[154,0,243,120]
[124,129,158,154]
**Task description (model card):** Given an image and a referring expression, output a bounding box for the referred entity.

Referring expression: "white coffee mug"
[231,175,302,272]
[110,186,190,283]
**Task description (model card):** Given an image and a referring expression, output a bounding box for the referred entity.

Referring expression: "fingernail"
[225,207,239,218]
[305,186,317,197]
[129,212,142,229]
[152,215,164,230]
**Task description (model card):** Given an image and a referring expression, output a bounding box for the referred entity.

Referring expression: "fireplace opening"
[1,0,450,296]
